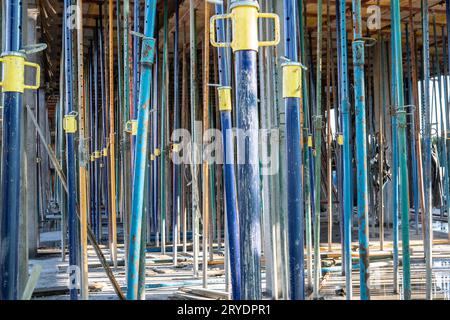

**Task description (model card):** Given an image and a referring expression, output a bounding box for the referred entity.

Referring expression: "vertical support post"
[108,0,118,268]
[337,0,353,300]
[312,0,323,300]
[229,0,278,300]
[160,0,168,256]
[326,0,333,253]
[351,0,370,300]
[378,36,385,248]
[202,0,210,289]
[126,0,157,300]
[281,0,305,300]
[189,0,201,278]
[421,0,433,300]
[0,0,23,300]
[63,0,80,300]
[391,0,411,300]
[298,0,313,292]
[122,0,131,267]
[172,0,180,267]
[131,0,141,161]
[405,23,420,237]
[76,0,89,300]
[446,0,450,238]
[212,2,241,300]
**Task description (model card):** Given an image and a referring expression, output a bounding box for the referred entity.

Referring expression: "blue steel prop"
[298,0,314,290]
[160,0,169,255]
[312,0,323,300]
[444,19,450,235]
[126,0,157,300]
[421,0,433,300]
[99,5,111,248]
[389,12,400,295]
[94,23,102,241]
[172,0,180,266]
[235,42,261,300]
[131,0,141,164]
[63,0,80,300]
[334,0,345,276]
[351,0,370,300]
[337,0,353,300]
[0,0,24,300]
[88,47,95,238]
[213,2,241,300]
[432,16,449,223]
[151,35,159,234]
[283,0,305,300]
[405,23,420,236]
[210,0,280,299]
[391,0,411,300]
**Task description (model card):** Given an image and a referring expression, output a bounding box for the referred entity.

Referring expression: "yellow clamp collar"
[63,112,78,133]
[282,62,302,99]
[337,134,344,146]
[218,86,232,111]
[307,135,313,148]
[210,3,280,52]
[102,148,108,157]
[0,52,41,93]
[93,151,102,159]
[154,148,161,157]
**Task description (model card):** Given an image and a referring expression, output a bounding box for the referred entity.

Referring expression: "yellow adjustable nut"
[90,154,95,162]
[0,52,41,93]
[307,135,313,148]
[63,112,78,133]
[218,86,232,111]
[93,151,102,159]
[210,2,280,52]
[125,120,138,136]
[102,148,108,157]
[337,134,344,146]
[150,154,155,161]
[154,148,161,157]
[282,62,302,99]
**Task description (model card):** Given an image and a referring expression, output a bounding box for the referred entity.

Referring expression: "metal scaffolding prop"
[2,0,450,301]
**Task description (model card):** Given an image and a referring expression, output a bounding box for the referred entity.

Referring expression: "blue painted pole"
[63,0,80,300]
[391,0,411,300]
[126,0,157,300]
[443,18,450,237]
[151,36,159,235]
[389,13,400,296]
[93,24,101,241]
[405,23,420,237]
[351,0,370,300]
[131,0,141,164]
[99,5,111,247]
[224,0,279,299]
[337,0,353,300]
[172,0,180,266]
[212,2,241,300]
[283,0,305,301]
[298,0,314,290]
[421,0,433,300]
[0,0,22,300]
[89,47,96,237]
